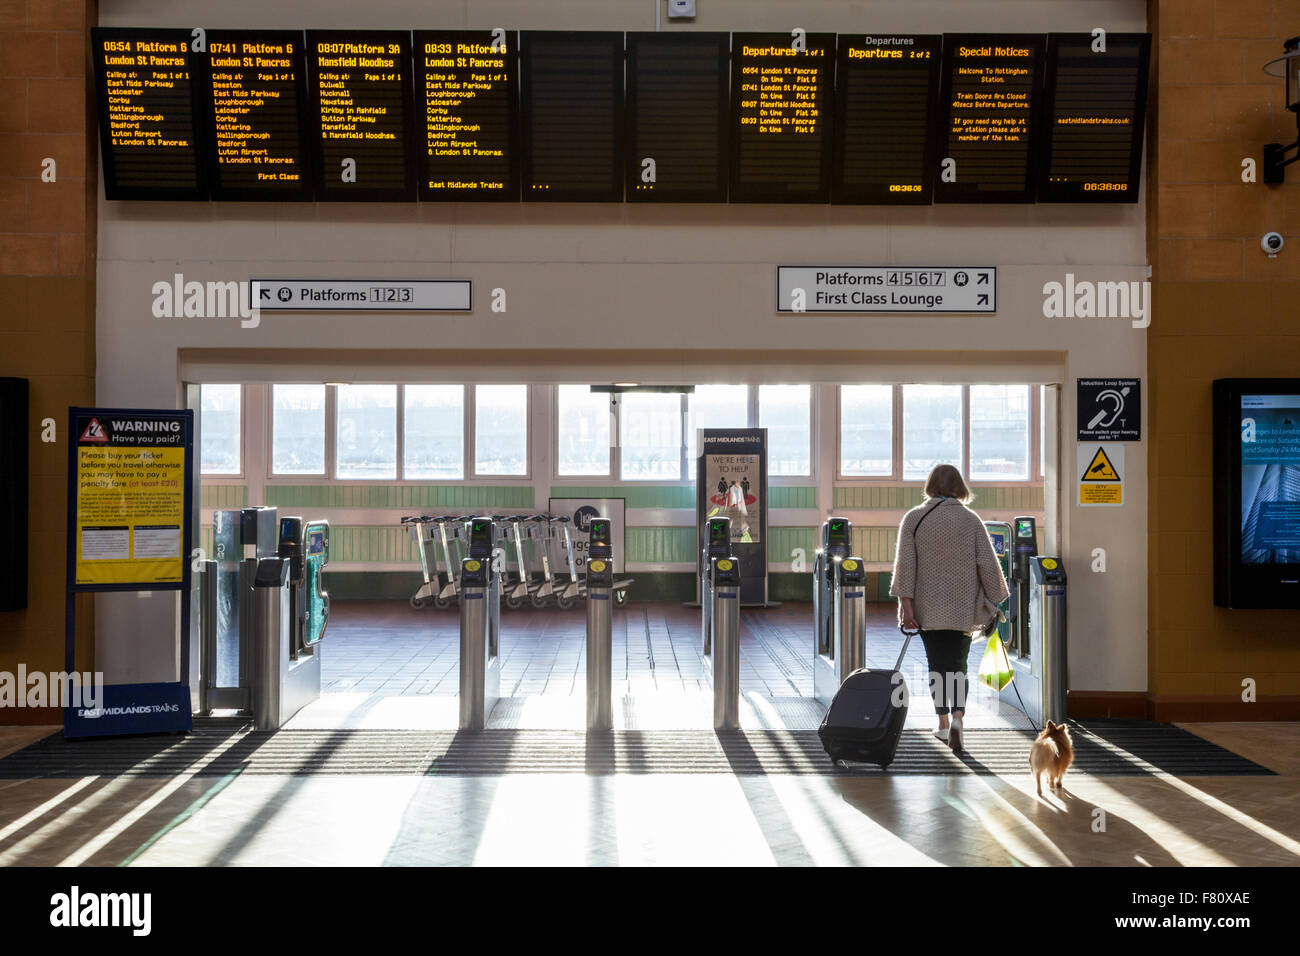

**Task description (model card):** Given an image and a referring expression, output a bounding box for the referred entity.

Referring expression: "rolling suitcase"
[817,629,913,768]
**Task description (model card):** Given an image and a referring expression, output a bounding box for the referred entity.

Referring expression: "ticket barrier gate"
[200,508,329,729]
[811,516,867,707]
[996,516,1069,726]
[458,516,501,730]
[700,516,741,731]
[584,518,615,731]
[983,521,1013,645]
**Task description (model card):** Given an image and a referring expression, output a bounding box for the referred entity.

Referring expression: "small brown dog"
[1029,720,1074,796]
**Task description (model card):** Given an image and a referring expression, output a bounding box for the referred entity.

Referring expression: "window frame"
[554,384,613,479]
[470,383,532,480]
[198,382,245,479]
[402,383,468,483]
[267,382,330,479]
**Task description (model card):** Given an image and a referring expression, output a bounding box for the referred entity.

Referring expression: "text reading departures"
[416,30,519,200]
[833,34,941,204]
[730,33,834,202]
[307,30,416,201]
[92,28,205,200]
[936,35,1045,203]
[1037,33,1151,202]
[202,30,310,200]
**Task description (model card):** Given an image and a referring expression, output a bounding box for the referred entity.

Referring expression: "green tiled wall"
[626,526,696,563]
[766,526,816,563]
[549,486,694,509]
[263,485,533,509]
[201,484,248,508]
[769,486,817,508]
[834,484,1043,511]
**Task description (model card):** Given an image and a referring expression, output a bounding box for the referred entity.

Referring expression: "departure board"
[730,32,834,203]
[520,32,624,202]
[200,30,310,201]
[414,30,519,201]
[626,33,729,203]
[833,34,941,204]
[936,34,1045,203]
[1037,33,1151,203]
[92,28,205,200]
[306,30,416,201]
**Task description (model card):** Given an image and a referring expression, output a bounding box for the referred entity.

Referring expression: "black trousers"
[919,629,972,716]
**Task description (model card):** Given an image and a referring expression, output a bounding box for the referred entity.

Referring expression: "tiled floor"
[294,600,1030,730]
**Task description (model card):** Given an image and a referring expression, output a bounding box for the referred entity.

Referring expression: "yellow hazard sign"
[1077,442,1124,507]
[1081,446,1120,481]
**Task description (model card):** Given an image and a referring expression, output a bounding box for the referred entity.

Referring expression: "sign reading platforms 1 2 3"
[778,266,996,313]
[251,279,472,312]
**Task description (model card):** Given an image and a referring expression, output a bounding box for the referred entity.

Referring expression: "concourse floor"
[295,600,1034,731]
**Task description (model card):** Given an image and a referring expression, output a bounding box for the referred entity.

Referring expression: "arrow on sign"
[977,273,990,285]
[260,287,271,300]
[977,294,989,306]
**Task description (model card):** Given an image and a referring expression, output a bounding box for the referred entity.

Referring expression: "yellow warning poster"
[71,412,190,587]
[1078,442,1124,507]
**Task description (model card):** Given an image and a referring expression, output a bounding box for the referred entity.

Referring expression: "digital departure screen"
[200,30,310,201]
[1037,33,1151,203]
[626,32,729,203]
[92,28,205,200]
[730,32,834,203]
[1240,394,1300,566]
[833,34,941,204]
[306,30,416,201]
[936,34,1045,203]
[520,31,624,202]
[414,30,519,201]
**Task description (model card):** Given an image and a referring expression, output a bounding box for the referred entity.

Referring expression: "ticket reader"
[812,517,867,707]
[700,516,732,658]
[705,555,741,731]
[459,516,501,730]
[1008,516,1038,657]
[983,521,1013,645]
[585,517,615,731]
[1030,557,1068,725]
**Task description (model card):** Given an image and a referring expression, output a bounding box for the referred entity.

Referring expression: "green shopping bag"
[978,633,1014,691]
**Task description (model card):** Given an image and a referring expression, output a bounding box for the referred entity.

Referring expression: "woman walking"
[890,464,1009,751]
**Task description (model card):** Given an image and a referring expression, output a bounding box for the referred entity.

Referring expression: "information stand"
[696,428,769,606]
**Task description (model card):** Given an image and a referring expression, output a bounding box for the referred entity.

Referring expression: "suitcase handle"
[895,626,916,672]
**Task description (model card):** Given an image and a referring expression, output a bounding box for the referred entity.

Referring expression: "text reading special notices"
[730,33,834,202]
[91,28,204,200]
[416,31,519,200]
[202,30,311,200]
[777,267,997,313]
[307,30,416,200]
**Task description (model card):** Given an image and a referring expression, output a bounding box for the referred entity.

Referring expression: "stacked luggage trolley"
[400,513,634,611]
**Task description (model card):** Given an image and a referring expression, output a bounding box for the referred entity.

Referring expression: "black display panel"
[730,32,834,203]
[92,28,205,200]
[833,33,941,204]
[199,30,311,201]
[306,30,416,201]
[626,32,729,203]
[520,31,624,202]
[935,34,1045,203]
[414,30,519,201]
[1213,379,1300,609]
[1037,33,1151,203]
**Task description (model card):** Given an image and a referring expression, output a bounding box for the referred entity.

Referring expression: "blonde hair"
[923,463,972,503]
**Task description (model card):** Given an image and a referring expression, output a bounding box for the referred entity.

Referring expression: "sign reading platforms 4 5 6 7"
[777,267,996,313]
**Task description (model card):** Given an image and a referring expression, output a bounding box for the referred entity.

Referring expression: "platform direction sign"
[777,266,996,313]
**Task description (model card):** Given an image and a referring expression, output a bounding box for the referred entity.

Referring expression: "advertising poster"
[697,428,768,605]
[703,454,761,544]
[1241,394,1300,565]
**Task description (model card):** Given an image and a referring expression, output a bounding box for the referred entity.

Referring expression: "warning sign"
[1078,442,1123,506]
[68,409,193,588]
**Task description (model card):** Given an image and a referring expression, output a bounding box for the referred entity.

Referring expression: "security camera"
[1262,232,1284,256]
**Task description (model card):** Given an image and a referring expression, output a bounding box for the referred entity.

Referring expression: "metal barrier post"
[585,558,613,731]
[458,554,500,730]
[1033,557,1069,725]
[711,557,741,731]
[251,558,290,731]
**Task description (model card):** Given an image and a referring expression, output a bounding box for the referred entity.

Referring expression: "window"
[839,385,892,476]
[1040,385,1047,478]
[970,385,1030,480]
[902,384,963,480]
[687,384,748,478]
[759,384,811,476]
[335,385,397,480]
[475,384,528,476]
[404,385,464,480]
[271,384,326,475]
[557,386,610,476]
[620,391,683,480]
[198,384,241,475]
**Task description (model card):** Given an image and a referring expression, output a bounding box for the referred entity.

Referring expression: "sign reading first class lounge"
[777,266,996,313]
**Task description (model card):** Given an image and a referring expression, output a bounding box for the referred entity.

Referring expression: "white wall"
[95,0,1149,694]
